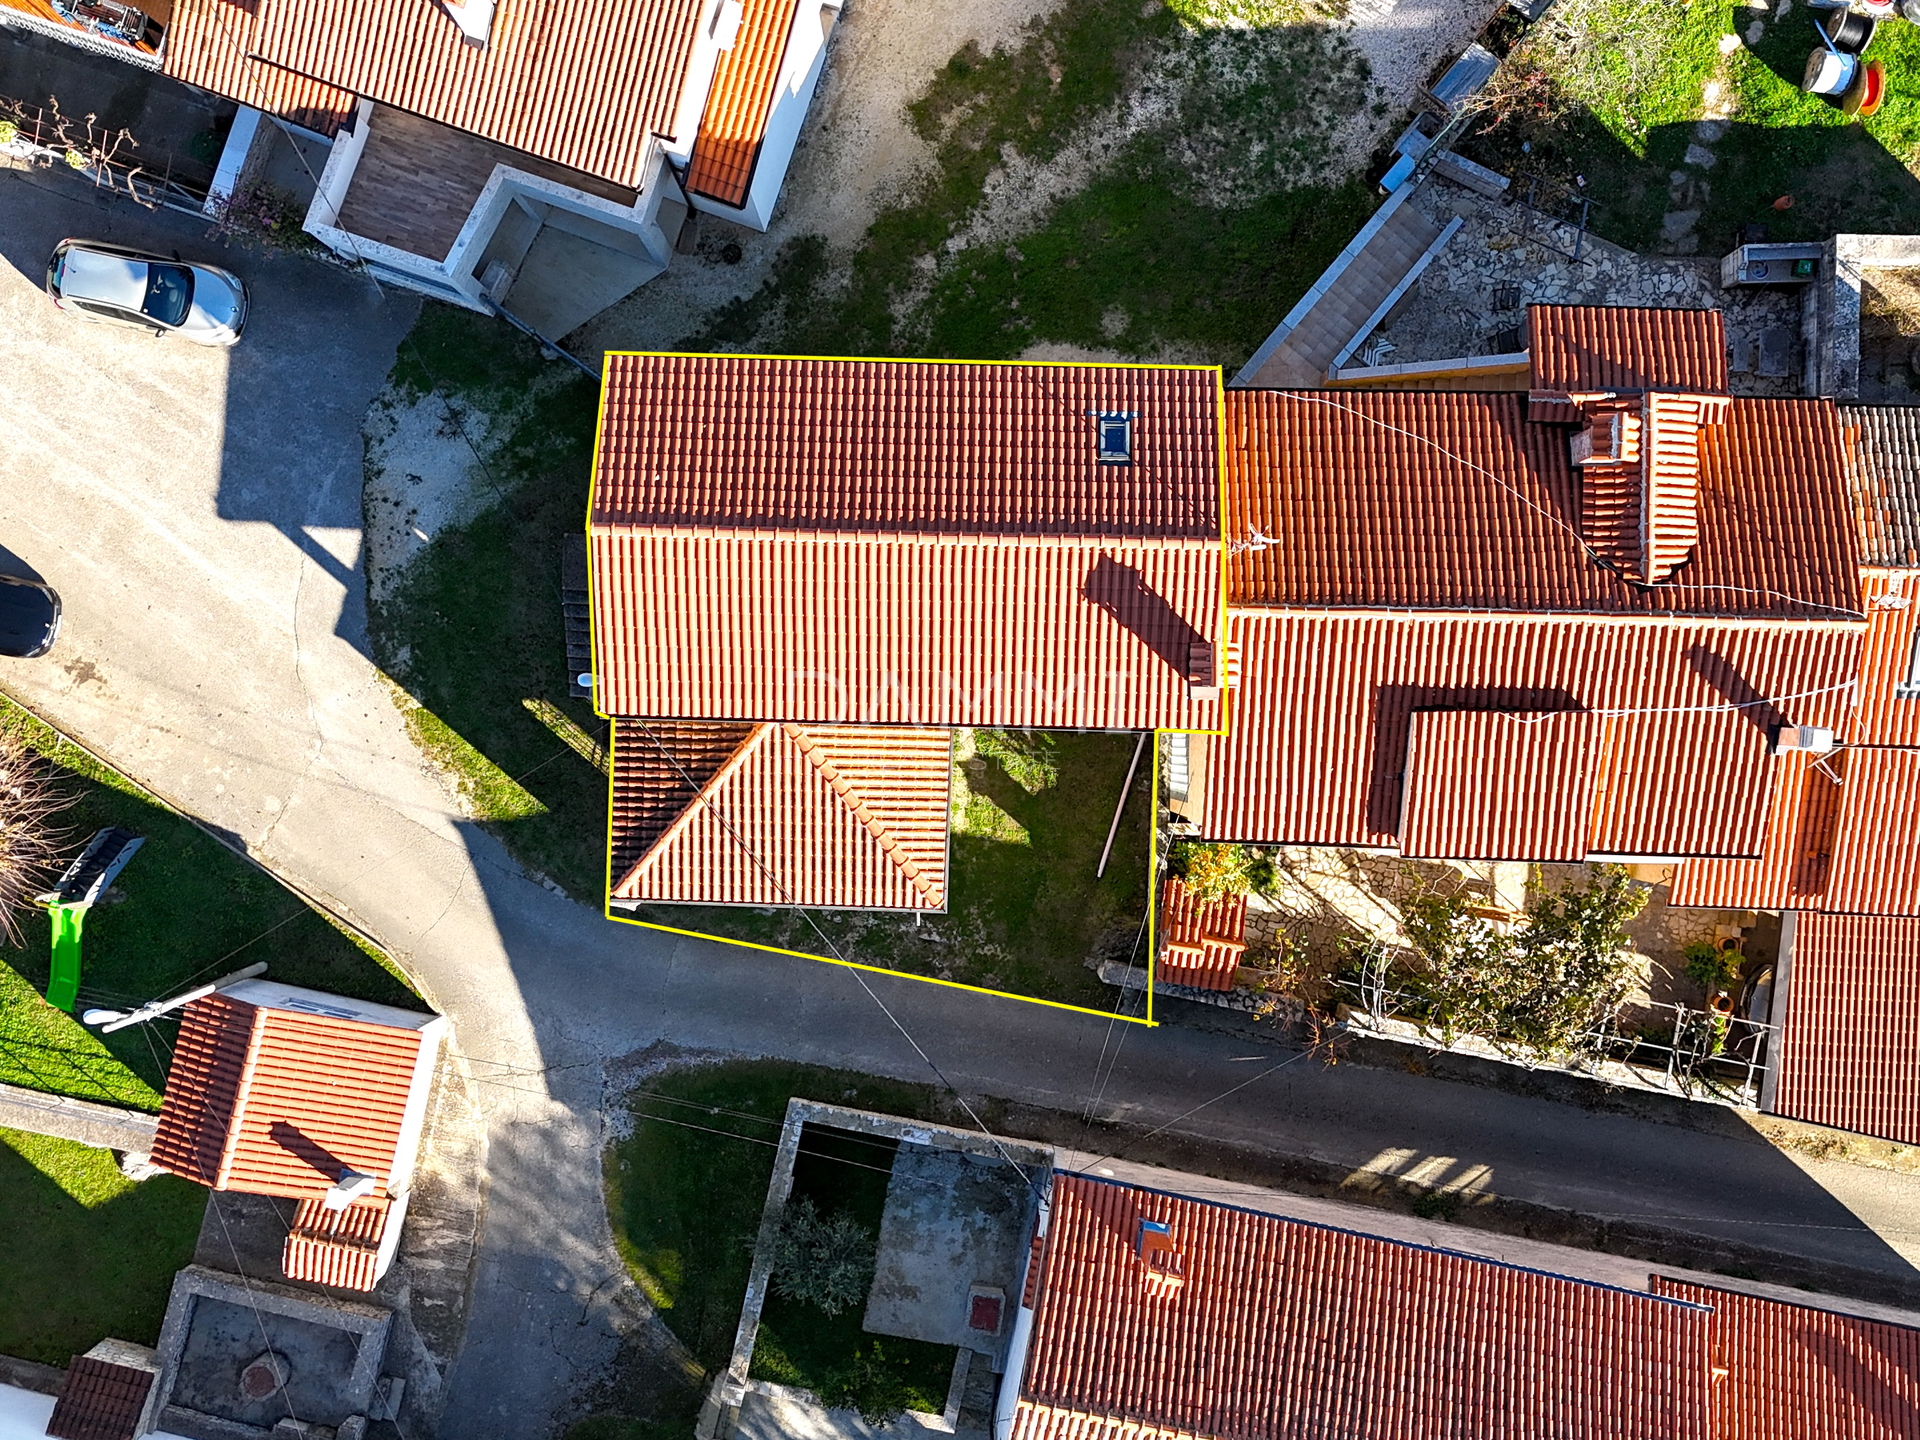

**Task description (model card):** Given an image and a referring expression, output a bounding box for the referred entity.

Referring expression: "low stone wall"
[0,1079,156,1152]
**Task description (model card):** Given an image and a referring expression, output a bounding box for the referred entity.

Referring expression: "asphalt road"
[4,169,1920,1438]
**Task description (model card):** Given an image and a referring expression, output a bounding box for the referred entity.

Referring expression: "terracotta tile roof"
[160,1,358,136]
[610,721,953,909]
[1772,913,1920,1146]
[1202,611,1861,859]
[686,0,795,206]
[594,356,1222,535]
[591,358,1225,728]
[1528,304,1729,397]
[1015,1174,1712,1440]
[609,719,758,883]
[1224,390,1858,619]
[1839,405,1920,568]
[1650,1276,1920,1440]
[1401,709,1598,861]
[46,1356,152,1440]
[282,1195,392,1291]
[151,992,429,1200]
[164,0,707,187]
[1670,572,1920,915]
[1156,878,1246,991]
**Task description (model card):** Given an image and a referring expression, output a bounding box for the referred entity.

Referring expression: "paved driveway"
[5,168,1920,1438]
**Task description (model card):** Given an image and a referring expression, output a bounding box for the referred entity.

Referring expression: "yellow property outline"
[584,350,1239,1028]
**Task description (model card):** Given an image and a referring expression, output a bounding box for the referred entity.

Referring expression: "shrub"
[817,1342,917,1427]
[765,1197,875,1318]
[1683,940,1740,993]
[1396,866,1647,1058]
[1168,841,1271,901]
[0,731,70,944]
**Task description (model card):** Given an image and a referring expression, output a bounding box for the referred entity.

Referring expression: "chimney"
[444,0,495,45]
[1136,1218,1186,1294]
[1572,391,1726,585]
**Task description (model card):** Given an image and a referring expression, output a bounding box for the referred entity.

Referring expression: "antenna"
[81,961,268,1032]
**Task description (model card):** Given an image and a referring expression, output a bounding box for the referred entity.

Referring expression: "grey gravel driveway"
[4,167,1920,1439]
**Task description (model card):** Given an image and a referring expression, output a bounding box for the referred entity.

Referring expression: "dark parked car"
[0,574,61,658]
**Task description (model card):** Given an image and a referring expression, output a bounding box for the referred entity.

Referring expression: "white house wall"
[690,0,842,233]
[662,0,743,169]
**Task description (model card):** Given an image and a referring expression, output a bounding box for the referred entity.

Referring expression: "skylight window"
[1094,411,1136,465]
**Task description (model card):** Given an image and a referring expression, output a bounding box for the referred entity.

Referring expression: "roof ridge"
[614,724,771,892]
[214,999,268,1192]
[783,726,942,904]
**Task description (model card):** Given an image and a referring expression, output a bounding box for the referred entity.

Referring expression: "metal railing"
[1339,962,1777,1107]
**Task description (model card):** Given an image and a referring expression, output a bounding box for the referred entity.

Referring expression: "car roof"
[61,246,150,309]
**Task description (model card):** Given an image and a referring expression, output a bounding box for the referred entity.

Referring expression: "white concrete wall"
[202,106,267,216]
[691,0,842,232]
[663,0,744,168]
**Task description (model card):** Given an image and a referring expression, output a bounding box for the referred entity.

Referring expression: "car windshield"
[140,263,194,327]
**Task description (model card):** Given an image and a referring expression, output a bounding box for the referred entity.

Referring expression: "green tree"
[766,1197,875,1318]
[1398,867,1646,1057]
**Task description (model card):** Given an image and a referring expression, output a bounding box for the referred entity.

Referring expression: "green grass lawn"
[0,1126,205,1363]
[0,698,424,1104]
[1463,0,1920,251]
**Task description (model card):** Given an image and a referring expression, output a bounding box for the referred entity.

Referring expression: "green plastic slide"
[45,901,86,1012]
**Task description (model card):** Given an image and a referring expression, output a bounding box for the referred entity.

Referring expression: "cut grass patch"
[0,697,422,1103]
[686,0,1377,364]
[0,1126,205,1364]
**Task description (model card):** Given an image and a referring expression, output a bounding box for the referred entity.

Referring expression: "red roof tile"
[590,357,1225,729]
[610,721,953,909]
[282,1195,392,1291]
[160,1,358,135]
[1772,913,1920,1146]
[46,1356,152,1440]
[1841,406,1920,568]
[1670,572,1920,915]
[1401,709,1598,861]
[1156,878,1246,991]
[151,991,433,1201]
[686,0,795,206]
[165,0,707,187]
[1529,304,1729,397]
[1016,1174,1712,1440]
[1224,390,1858,620]
[594,356,1222,535]
[1650,1276,1920,1440]
[1202,611,1860,859]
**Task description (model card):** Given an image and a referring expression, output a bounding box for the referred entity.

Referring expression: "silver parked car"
[44,239,248,346]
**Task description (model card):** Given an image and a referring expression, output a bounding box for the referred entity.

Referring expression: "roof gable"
[611,722,953,909]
